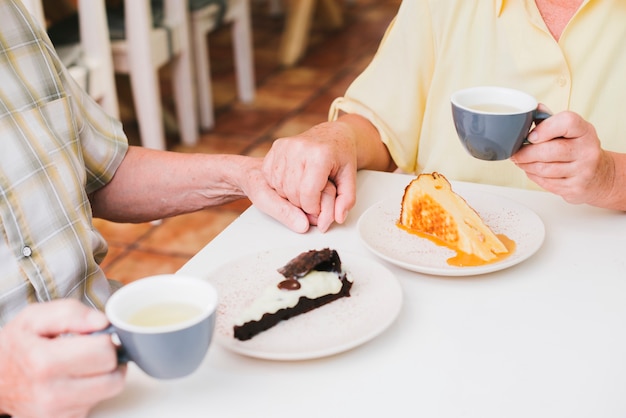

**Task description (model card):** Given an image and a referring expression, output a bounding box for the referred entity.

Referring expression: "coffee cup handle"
[522,110,552,145]
[92,324,130,364]
[534,110,551,124]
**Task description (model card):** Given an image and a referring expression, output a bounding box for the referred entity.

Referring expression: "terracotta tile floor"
[93,0,401,285]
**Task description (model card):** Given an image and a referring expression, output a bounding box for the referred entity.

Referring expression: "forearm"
[90,146,251,222]
[335,113,396,172]
[591,151,626,211]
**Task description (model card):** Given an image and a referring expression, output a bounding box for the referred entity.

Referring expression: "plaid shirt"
[0,0,128,325]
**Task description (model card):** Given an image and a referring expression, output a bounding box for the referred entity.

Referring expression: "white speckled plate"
[357,192,545,276]
[207,249,403,361]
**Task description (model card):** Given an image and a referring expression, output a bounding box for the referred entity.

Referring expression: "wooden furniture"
[190,0,255,130]
[109,0,198,150]
[279,0,344,67]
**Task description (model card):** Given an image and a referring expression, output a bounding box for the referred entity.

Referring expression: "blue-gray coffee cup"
[102,274,218,379]
[451,86,551,161]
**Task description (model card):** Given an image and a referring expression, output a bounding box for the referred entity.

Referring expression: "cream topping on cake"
[235,270,353,326]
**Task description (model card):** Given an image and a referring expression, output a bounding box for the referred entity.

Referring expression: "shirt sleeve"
[60,51,129,194]
[328,0,435,173]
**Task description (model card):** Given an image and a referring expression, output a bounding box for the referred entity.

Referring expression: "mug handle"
[534,110,552,124]
[522,110,552,145]
[92,324,130,364]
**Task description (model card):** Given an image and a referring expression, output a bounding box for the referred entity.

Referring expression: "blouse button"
[22,246,32,257]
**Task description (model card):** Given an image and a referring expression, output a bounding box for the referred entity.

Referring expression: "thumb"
[256,189,311,233]
[527,103,555,144]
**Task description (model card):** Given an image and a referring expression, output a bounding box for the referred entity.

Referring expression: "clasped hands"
[258,110,621,235]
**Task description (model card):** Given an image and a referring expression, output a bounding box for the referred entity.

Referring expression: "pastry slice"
[233,248,353,341]
[398,172,508,261]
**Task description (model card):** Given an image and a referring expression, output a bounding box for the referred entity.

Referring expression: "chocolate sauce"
[277,278,301,290]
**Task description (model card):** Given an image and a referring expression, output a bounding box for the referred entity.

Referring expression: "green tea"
[127,302,203,327]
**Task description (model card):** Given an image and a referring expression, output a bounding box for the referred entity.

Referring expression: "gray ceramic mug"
[101,274,218,379]
[451,86,551,161]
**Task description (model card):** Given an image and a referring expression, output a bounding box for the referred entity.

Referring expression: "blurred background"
[29,0,401,283]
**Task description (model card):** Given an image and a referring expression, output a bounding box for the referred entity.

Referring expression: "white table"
[92,170,626,418]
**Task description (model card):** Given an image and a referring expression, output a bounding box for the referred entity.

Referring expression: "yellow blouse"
[330,0,626,189]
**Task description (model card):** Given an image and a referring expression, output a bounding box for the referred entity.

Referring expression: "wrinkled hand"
[262,121,358,232]
[236,157,339,233]
[511,110,616,207]
[0,300,126,418]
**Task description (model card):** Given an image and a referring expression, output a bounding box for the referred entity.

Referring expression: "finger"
[248,159,311,233]
[298,162,334,216]
[56,366,127,411]
[315,181,338,232]
[512,136,578,165]
[298,184,324,217]
[524,173,582,202]
[333,167,357,224]
[516,159,572,179]
[76,364,127,400]
[254,184,311,233]
[528,111,588,144]
[22,300,109,337]
[45,334,120,377]
[270,199,311,234]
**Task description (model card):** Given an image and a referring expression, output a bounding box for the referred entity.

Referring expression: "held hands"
[0,300,126,418]
[262,120,359,233]
[241,157,339,234]
[511,110,622,210]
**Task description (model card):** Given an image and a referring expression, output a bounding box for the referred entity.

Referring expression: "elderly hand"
[262,120,359,233]
[235,156,339,233]
[511,110,623,209]
[0,299,126,418]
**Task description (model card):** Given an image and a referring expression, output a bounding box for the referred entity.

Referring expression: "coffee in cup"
[451,86,551,161]
[101,274,218,379]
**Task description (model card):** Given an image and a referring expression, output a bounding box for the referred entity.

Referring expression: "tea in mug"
[468,103,523,114]
[127,302,203,327]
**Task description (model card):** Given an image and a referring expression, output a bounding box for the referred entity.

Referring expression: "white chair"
[109,0,198,150]
[21,0,120,119]
[189,0,256,130]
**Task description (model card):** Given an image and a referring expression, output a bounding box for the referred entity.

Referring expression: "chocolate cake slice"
[233,248,353,341]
